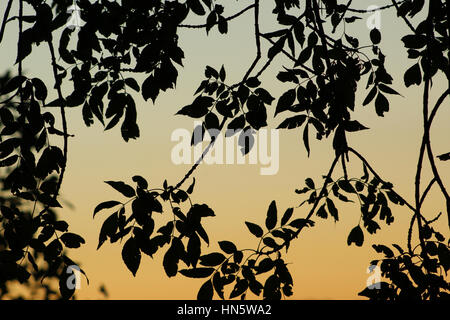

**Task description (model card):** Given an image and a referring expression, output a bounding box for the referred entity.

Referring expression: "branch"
[47,39,69,201]
[174,117,227,190]
[347,2,403,13]
[0,0,13,43]
[348,147,416,214]
[241,0,261,82]
[263,154,340,255]
[391,0,417,34]
[179,4,255,29]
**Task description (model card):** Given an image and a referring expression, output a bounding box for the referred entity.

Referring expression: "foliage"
[0,0,449,300]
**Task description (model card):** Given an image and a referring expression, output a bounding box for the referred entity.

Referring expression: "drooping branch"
[263,154,340,255]
[348,147,416,214]
[179,4,255,29]
[47,39,69,201]
[0,0,13,43]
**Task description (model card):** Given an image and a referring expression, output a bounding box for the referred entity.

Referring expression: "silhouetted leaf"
[93,200,121,218]
[281,208,294,226]
[230,278,248,299]
[245,221,263,238]
[265,200,277,230]
[437,152,450,161]
[347,225,364,247]
[372,244,394,258]
[218,241,237,254]
[197,279,213,300]
[404,63,421,87]
[104,181,135,198]
[179,267,215,278]
[199,253,226,267]
[326,198,339,221]
[289,218,314,228]
[370,28,381,44]
[60,233,85,249]
[121,237,141,276]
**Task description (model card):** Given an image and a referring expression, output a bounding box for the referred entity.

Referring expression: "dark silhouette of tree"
[0,0,449,300]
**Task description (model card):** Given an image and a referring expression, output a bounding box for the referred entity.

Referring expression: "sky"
[0,0,449,299]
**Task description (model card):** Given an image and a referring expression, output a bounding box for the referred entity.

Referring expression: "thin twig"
[179,4,255,29]
[0,0,13,43]
[174,117,227,190]
[47,39,69,201]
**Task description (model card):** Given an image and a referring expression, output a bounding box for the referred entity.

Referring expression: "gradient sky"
[1,0,449,299]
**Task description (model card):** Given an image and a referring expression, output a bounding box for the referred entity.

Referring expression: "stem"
[47,39,69,200]
[241,0,261,82]
[0,0,13,43]
[174,117,227,190]
[179,4,255,29]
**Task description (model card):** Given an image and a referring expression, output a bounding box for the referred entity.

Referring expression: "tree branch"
[174,117,227,190]
[241,0,261,82]
[0,0,13,43]
[47,39,69,201]
[179,4,255,29]
[391,0,417,34]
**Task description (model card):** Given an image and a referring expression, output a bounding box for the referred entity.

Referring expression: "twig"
[179,4,255,29]
[47,39,68,201]
[241,0,261,82]
[174,117,227,190]
[0,0,13,43]
[391,0,417,34]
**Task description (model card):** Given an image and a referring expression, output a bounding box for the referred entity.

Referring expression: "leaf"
[316,204,328,219]
[230,278,248,299]
[246,77,261,88]
[403,63,421,87]
[372,244,394,258]
[363,86,377,106]
[31,78,47,102]
[281,208,294,226]
[374,92,389,117]
[197,279,213,300]
[188,0,206,16]
[245,222,263,238]
[289,218,314,228]
[199,253,226,266]
[344,120,369,132]
[176,96,213,118]
[326,198,339,222]
[437,152,450,161]
[179,267,215,278]
[132,175,148,189]
[305,178,315,189]
[347,225,364,247]
[1,75,27,95]
[93,200,122,218]
[277,114,307,129]
[60,233,86,249]
[370,28,381,44]
[275,89,296,116]
[265,200,277,230]
[122,237,141,276]
[263,237,278,248]
[104,181,135,198]
[378,83,401,96]
[218,241,237,254]
[303,122,310,156]
[0,155,18,167]
[125,78,140,92]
